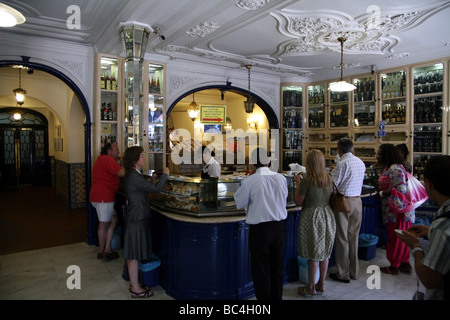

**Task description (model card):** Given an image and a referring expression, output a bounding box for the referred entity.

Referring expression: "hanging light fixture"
[13,67,26,105]
[0,3,26,27]
[328,37,356,92]
[244,64,255,113]
[187,92,199,121]
[13,104,22,121]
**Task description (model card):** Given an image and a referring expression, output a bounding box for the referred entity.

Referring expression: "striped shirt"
[423,199,450,300]
[331,152,366,197]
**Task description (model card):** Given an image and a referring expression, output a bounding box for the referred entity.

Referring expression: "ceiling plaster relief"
[159,2,448,79]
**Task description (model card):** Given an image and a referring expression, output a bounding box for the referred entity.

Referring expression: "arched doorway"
[0,107,50,188]
[0,60,95,244]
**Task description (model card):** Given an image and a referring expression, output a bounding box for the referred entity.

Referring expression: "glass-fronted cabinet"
[329,86,349,128]
[281,84,304,171]
[380,69,407,126]
[412,62,445,179]
[352,76,376,128]
[146,63,165,173]
[94,54,124,156]
[307,84,326,129]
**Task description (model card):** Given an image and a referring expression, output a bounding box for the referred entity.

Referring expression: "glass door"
[281,84,303,170]
[412,62,445,180]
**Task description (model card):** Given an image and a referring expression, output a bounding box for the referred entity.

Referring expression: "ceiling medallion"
[385,53,410,60]
[187,21,220,38]
[235,0,269,11]
[273,3,447,58]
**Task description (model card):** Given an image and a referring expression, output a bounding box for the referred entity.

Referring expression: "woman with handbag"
[376,143,415,275]
[294,149,336,295]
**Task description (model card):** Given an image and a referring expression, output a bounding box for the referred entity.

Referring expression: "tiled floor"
[0,242,422,300]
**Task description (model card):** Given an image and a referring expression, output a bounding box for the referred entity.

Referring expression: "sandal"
[297,286,316,296]
[315,284,325,293]
[380,266,399,275]
[130,289,153,298]
[129,284,151,293]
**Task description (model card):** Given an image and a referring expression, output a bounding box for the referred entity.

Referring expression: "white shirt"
[331,152,366,197]
[203,156,221,178]
[234,167,288,225]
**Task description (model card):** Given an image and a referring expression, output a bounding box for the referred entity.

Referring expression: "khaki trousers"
[333,197,362,280]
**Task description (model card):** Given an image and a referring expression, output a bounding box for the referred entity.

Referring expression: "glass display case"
[152,176,244,217]
[152,174,298,216]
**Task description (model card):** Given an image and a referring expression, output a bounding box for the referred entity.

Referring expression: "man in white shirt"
[201,146,221,178]
[234,147,288,300]
[330,138,366,283]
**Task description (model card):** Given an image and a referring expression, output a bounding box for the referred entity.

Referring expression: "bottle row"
[330,108,349,127]
[414,96,443,123]
[101,102,117,121]
[283,110,303,128]
[283,131,303,150]
[308,111,326,128]
[413,128,442,153]
[100,73,117,91]
[282,90,302,107]
[414,69,443,85]
[282,151,302,171]
[100,135,117,147]
[413,155,436,181]
[354,78,375,102]
[381,71,407,99]
[149,77,161,94]
[382,103,406,124]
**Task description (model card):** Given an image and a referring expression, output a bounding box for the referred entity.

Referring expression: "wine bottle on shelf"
[156,78,160,93]
[111,73,117,91]
[105,73,111,90]
[101,73,106,90]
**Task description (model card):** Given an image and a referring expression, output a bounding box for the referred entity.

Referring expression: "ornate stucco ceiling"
[1,0,450,82]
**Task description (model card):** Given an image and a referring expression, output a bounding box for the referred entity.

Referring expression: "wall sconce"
[13,67,26,105]
[247,114,261,130]
[187,92,200,121]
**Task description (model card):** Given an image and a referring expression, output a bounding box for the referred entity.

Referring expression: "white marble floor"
[0,242,422,300]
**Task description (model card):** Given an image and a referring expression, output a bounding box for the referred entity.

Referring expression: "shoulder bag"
[330,182,350,213]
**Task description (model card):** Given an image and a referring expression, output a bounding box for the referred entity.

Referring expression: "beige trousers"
[333,197,362,280]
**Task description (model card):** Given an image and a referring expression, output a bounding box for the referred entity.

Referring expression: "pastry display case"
[151,174,298,217]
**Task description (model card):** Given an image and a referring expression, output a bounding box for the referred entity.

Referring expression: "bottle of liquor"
[105,73,111,90]
[156,78,160,93]
[111,73,117,91]
[400,72,406,97]
[101,73,106,90]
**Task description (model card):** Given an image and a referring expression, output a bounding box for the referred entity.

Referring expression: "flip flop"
[129,284,151,292]
[130,289,153,298]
